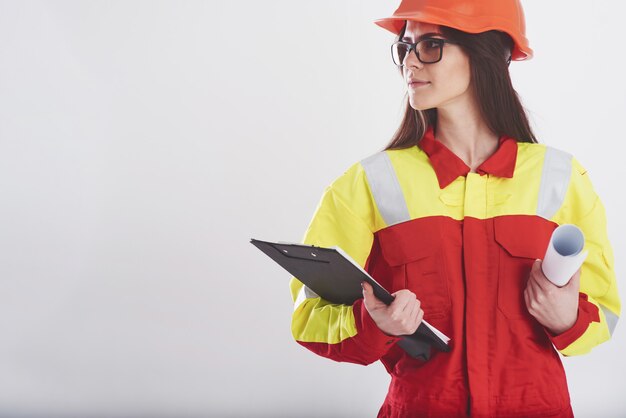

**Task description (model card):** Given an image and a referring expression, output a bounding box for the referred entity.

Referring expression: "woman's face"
[401,20,472,111]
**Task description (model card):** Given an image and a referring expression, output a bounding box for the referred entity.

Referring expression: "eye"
[424,39,443,49]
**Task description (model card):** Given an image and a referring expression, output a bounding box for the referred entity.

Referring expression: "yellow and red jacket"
[289,125,620,418]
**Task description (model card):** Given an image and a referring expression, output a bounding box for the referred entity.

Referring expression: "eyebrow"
[401,32,444,42]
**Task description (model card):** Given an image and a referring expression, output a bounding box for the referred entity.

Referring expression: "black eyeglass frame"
[391,38,460,66]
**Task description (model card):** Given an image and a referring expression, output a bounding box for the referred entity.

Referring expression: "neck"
[434,99,499,172]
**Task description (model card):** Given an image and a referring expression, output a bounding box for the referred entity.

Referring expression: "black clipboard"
[251,238,451,360]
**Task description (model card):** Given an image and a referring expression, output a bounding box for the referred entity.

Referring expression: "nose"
[403,47,424,69]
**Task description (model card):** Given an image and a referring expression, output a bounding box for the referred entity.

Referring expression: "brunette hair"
[385,22,537,150]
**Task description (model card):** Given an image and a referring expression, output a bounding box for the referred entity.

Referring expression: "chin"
[408,99,437,111]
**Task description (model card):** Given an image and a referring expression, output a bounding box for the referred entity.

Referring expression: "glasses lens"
[392,40,443,65]
[417,39,443,63]
[392,43,409,66]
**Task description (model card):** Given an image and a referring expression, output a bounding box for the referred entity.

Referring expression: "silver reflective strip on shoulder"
[294,285,319,311]
[536,147,573,219]
[360,152,410,227]
[600,304,619,337]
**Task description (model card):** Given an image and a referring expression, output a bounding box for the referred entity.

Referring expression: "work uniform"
[289,125,620,417]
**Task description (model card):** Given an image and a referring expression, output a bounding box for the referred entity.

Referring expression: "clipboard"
[251,238,451,360]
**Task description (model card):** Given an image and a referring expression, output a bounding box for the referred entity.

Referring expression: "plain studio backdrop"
[0,1,624,417]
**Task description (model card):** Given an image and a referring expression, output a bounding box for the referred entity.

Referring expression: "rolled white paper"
[541,224,588,287]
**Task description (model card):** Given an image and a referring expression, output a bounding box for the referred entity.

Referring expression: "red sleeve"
[297,298,402,365]
[546,293,601,351]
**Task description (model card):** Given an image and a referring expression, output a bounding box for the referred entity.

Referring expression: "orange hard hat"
[374,0,533,61]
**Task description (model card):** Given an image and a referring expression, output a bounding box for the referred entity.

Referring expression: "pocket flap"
[377,217,442,266]
[494,215,556,259]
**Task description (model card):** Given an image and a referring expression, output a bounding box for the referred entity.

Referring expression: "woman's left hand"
[524,259,580,335]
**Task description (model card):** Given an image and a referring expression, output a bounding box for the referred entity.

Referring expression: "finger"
[526,281,542,314]
[390,290,413,313]
[524,285,531,310]
[363,281,382,298]
[405,304,421,335]
[361,282,378,308]
[526,266,541,293]
[531,259,554,292]
[406,299,418,322]
[526,276,540,307]
[361,281,373,296]
[566,267,582,291]
[363,281,386,303]
[415,308,424,331]
[401,293,418,315]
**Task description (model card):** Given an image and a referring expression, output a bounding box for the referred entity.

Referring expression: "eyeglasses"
[391,38,459,66]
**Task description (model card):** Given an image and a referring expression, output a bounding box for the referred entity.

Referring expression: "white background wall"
[0,1,624,417]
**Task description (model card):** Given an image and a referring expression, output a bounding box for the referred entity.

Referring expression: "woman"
[289,0,620,416]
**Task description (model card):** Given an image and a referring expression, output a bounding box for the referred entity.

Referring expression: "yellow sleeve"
[289,161,401,365]
[550,157,620,356]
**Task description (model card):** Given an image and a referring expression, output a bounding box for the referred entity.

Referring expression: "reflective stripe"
[536,147,573,219]
[294,284,319,311]
[600,304,619,337]
[361,152,410,227]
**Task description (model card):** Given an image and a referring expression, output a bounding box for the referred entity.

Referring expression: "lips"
[408,80,430,88]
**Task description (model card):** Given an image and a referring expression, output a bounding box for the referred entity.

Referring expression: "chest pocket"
[377,217,451,319]
[494,216,557,320]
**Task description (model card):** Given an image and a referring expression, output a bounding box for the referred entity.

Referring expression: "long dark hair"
[385,22,537,150]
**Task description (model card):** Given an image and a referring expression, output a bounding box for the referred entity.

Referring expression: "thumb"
[567,267,582,289]
[361,281,379,307]
[361,281,378,311]
[362,281,385,310]
[361,281,373,297]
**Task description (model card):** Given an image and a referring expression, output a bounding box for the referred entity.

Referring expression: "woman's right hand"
[361,281,424,336]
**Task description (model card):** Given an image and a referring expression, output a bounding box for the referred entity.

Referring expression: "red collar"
[417,125,518,189]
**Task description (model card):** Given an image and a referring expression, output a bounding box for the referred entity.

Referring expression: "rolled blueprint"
[541,224,588,287]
